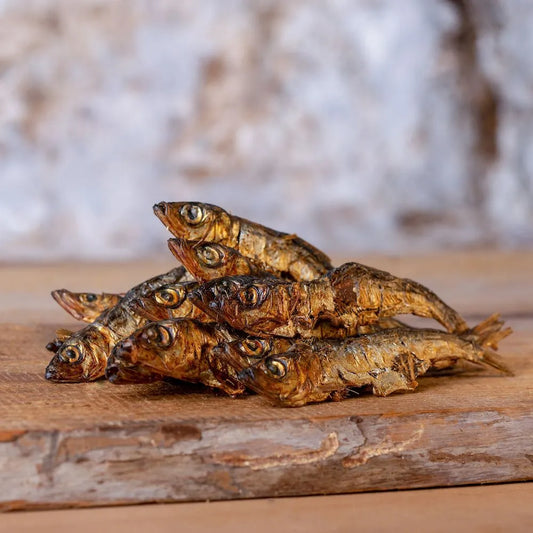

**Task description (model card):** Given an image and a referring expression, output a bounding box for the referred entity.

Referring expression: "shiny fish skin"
[189,262,469,339]
[153,201,332,281]
[219,316,512,407]
[106,319,246,395]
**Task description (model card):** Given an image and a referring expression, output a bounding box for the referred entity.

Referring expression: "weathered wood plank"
[0,317,531,510]
[0,253,532,510]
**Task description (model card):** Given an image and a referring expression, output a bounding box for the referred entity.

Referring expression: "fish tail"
[478,347,514,376]
[465,313,513,351]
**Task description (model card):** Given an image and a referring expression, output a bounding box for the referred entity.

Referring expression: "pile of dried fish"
[45,202,513,407]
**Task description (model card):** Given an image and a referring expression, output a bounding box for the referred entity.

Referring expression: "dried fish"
[189,262,469,338]
[51,289,123,323]
[153,201,332,281]
[106,319,245,395]
[168,238,283,282]
[218,315,512,407]
[44,267,189,382]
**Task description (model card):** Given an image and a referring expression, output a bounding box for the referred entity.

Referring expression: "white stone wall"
[0,0,531,261]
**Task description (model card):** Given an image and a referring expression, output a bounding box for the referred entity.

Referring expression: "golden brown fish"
[217,314,512,407]
[44,267,189,382]
[189,262,469,339]
[153,201,332,281]
[167,238,284,282]
[106,319,246,395]
[51,289,123,322]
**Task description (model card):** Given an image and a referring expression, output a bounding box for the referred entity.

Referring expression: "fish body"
[51,290,123,322]
[189,262,468,338]
[153,202,332,281]
[106,319,245,395]
[45,267,190,382]
[219,316,512,407]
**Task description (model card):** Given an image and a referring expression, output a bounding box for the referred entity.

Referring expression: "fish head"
[153,201,233,242]
[188,276,294,335]
[217,342,314,406]
[108,319,201,377]
[45,328,109,382]
[106,337,165,384]
[168,238,256,281]
[132,282,198,320]
[51,289,117,322]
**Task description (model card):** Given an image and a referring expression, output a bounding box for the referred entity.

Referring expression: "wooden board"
[1,252,532,510]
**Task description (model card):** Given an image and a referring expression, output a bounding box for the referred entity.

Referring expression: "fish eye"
[238,286,262,307]
[82,293,97,303]
[61,345,84,364]
[264,357,287,378]
[240,338,270,357]
[142,325,174,348]
[180,204,205,225]
[154,287,186,308]
[198,244,224,267]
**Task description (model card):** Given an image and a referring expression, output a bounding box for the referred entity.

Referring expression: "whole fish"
[153,201,332,281]
[167,238,284,282]
[51,289,123,323]
[216,317,411,364]
[189,262,469,339]
[44,267,190,382]
[217,314,512,407]
[106,319,246,395]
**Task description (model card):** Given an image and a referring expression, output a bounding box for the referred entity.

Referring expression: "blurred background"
[1,0,532,262]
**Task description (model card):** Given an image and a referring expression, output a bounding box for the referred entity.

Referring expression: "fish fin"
[55,328,74,341]
[480,348,514,376]
[282,233,298,241]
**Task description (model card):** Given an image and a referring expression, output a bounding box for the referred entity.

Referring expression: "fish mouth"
[153,202,168,220]
[216,342,252,375]
[153,202,181,237]
[107,340,165,384]
[44,361,89,383]
[167,238,188,263]
[51,289,85,321]
[188,287,216,313]
[237,367,255,383]
[131,297,169,321]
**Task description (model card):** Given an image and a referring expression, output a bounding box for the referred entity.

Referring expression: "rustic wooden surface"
[1,251,532,512]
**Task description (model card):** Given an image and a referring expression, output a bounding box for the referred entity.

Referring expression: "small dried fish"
[51,289,123,323]
[44,267,189,382]
[189,262,469,339]
[168,238,284,282]
[106,319,245,395]
[217,315,512,407]
[153,201,332,281]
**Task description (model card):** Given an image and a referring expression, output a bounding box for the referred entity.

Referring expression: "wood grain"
[0,252,532,510]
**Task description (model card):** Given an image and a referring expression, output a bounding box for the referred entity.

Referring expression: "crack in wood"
[208,432,339,470]
[343,426,424,467]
